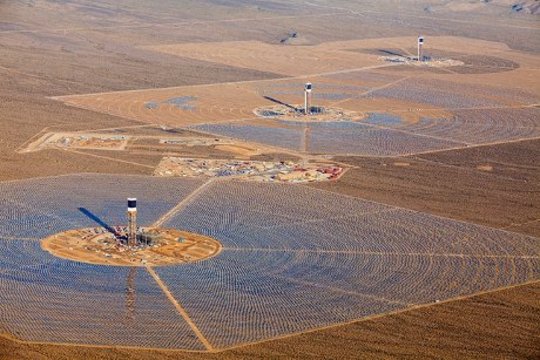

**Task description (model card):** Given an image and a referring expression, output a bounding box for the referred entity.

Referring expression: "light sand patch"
[477,164,494,172]
[214,144,260,157]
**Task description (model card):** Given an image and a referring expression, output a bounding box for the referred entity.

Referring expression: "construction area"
[380,54,465,67]
[19,130,261,158]
[154,157,344,183]
[20,132,130,152]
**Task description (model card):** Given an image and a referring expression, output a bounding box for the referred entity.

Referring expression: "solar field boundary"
[61,148,156,169]
[48,63,400,100]
[194,126,540,159]
[34,119,538,160]
[2,279,538,353]
[210,278,540,353]
[0,172,198,185]
[297,181,540,241]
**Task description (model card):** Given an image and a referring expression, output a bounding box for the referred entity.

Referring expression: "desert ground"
[0,1,539,359]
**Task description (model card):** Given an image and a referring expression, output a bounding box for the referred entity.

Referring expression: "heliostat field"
[53,37,540,158]
[0,175,538,351]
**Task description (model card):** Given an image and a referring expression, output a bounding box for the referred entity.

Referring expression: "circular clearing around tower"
[253,104,364,122]
[41,227,222,266]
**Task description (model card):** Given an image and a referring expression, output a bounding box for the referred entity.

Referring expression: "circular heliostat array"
[0,175,538,351]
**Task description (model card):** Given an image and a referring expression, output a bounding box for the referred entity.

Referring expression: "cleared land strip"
[222,248,539,260]
[398,135,540,158]
[194,116,261,127]
[180,126,311,161]
[145,266,214,351]
[15,127,50,153]
[331,75,413,107]
[61,148,156,169]
[75,124,156,134]
[50,63,400,99]
[152,178,219,228]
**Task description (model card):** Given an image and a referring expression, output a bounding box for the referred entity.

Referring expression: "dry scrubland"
[0,0,539,359]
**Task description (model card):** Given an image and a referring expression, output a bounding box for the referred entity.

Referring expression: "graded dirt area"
[21,132,130,153]
[42,227,222,266]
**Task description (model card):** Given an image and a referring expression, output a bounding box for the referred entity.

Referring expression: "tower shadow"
[78,207,116,234]
[263,96,298,111]
[379,49,405,57]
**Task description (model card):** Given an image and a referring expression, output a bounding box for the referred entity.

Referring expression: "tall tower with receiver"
[127,198,137,247]
[417,36,425,62]
[304,82,313,115]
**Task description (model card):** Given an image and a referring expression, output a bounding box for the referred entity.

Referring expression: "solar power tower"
[304,82,313,115]
[418,36,425,61]
[127,198,137,247]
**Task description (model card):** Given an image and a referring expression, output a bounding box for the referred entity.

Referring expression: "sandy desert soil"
[313,139,540,236]
[0,0,539,358]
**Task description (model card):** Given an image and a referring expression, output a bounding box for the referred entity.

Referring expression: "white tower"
[127,198,137,247]
[417,36,424,62]
[304,82,313,115]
